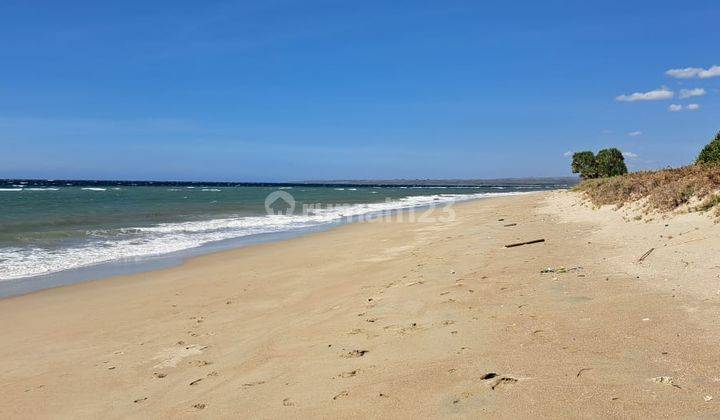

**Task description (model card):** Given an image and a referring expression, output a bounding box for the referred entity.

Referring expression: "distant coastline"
[1,176,579,188]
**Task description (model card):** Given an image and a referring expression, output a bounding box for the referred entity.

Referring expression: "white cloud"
[679,88,706,99]
[668,103,700,112]
[666,65,720,79]
[623,151,638,158]
[615,87,673,102]
[563,151,573,157]
[627,131,642,137]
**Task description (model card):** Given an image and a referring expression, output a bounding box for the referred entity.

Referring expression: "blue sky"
[1,0,719,181]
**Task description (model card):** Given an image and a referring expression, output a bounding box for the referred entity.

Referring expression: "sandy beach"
[2,191,720,418]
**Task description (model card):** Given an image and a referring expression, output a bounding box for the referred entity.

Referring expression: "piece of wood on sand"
[638,247,655,262]
[504,239,545,248]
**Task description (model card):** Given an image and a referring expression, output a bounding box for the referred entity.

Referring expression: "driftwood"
[638,247,655,262]
[504,239,545,248]
[503,223,517,227]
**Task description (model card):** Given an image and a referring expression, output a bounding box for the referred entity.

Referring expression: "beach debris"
[576,368,592,378]
[490,376,518,390]
[193,403,206,410]
[540,266,582,274]
[638,247,655,262]
[650,376,681,388]
[704,395,713,402]
[133,397,148,403]
[189,378,203,386]
[505,239,545,248]
[480,372,518,389]
[153,372,166,379]
[283,398,295,406]
[503,223,517,227]
[498,218,505,221]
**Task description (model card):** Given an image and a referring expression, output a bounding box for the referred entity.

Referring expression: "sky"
[1,0,719,182]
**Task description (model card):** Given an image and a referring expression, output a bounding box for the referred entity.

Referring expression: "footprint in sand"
[343,350,369,358]
[153,344,206,369]
[243,380,266,387]
[333,390,349,400]
[338,369,359,378]
[193,403,206,410]
[283,398,295,406]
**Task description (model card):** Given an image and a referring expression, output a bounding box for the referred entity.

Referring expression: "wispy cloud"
[666,65,720,79]
[615,87,673,102]
[627,131,642,137]
[679,88,706,99]
[623,151,638,158]
[668,103,700,112]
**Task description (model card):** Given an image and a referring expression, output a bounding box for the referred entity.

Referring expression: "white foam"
[25,188,60,191]
[81,187,107,191]
[0,188,23,192]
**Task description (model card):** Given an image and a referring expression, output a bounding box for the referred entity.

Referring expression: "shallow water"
[0,181,565,282]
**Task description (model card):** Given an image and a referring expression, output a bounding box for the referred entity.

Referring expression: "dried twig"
[505,239,545,248]
[638,247,655,262]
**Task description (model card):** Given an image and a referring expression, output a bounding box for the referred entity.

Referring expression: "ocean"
[0,180,567,286]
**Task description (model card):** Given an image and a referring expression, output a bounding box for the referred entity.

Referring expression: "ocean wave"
[81,187,107,191]
[0,188,23,192]
[0,191,528,281]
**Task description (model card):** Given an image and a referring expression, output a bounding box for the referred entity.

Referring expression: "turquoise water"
[0,182,563,281]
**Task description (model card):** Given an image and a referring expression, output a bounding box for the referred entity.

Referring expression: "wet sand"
[1,191,720,418]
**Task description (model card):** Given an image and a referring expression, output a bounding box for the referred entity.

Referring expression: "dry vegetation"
[574,164,720,215]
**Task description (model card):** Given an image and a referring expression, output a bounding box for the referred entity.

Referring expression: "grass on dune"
[573,164,720,215]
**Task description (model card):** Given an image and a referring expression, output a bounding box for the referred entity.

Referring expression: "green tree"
[596,148,628,177]
[571,151,598,179]
[696,131,720,165]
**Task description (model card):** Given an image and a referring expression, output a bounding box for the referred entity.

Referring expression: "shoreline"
[2,191,720,418]
[0,192,534,299]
